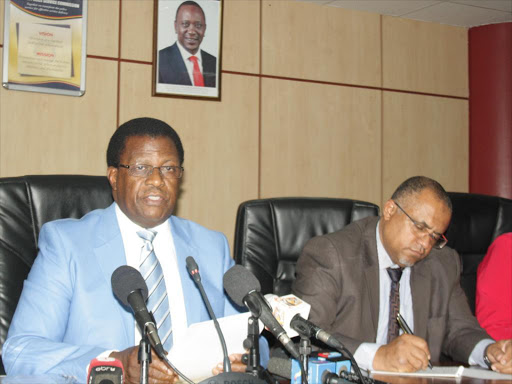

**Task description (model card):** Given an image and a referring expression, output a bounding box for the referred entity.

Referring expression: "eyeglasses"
[117,164,184,179]
[393,200,448,249]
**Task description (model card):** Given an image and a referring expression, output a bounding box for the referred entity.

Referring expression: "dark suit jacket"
[158,43,216,88]
[292,216,490,363]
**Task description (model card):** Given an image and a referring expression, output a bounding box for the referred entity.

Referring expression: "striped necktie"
[386,267,403,343]
[137,229,173,351]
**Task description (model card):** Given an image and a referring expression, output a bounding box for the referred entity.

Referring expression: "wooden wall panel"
[118,62,259,246]
[0,58,118,176]
[121,0,153,62]
[222,0,260,73]
[87,0,119,57]
[383,16,468,97]
[260,78,382,205]
[262,1,381,87]
[382,92,469,203]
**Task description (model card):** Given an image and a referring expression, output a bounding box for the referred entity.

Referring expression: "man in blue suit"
[2,118,256,382]
[158,1,216,87]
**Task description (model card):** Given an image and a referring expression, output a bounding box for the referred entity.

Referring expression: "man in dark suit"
[293,176,512,373]
[158,1,216,87]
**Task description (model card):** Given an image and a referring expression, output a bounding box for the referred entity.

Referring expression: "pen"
[397,313,433,369]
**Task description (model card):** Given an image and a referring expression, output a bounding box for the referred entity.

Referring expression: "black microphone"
[111,265,166,358]
[185,256,231,373]
[290,314,344,350]
[322,371,351,384]
[223,265,300,360]
[291,315,369,384]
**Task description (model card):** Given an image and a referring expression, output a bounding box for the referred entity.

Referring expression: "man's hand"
[373,334,431,372]
[486,339,512,374]
[212,353,247,375]
[110,347,178,384]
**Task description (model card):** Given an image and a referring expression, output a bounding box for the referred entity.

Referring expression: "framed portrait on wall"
[153,0,222,100]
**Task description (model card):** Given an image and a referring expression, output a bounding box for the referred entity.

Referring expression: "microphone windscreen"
[267,357,291,379]
[111,265,149,306]
[223,265,261,306]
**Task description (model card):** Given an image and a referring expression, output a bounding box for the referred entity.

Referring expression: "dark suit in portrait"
[158,43,216,88]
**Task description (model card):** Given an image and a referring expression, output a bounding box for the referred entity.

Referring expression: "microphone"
[111,265,166,358]
[290,314,344,350]
[322,371,350,384]
[185,256,231,373]
[290,316,368,384]
[87,357,124,384]
[223,265,300,360]
[264,293,311,338]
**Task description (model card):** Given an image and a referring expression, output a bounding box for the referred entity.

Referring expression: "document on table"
[167,312,261,381]
[370,366,512,380]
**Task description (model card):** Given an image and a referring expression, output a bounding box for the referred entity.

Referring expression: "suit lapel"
[362,217,380,338]
[93,203,133,345]
[411,260,431,339]
[169,216,206,325]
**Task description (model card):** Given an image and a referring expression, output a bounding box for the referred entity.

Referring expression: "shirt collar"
[177,41,202,63]
[114,202,170,239]
[376,219,403,270]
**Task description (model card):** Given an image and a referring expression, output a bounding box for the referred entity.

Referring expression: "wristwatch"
[483,345,492,368]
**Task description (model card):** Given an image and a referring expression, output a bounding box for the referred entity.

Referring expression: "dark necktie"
[189,56,204,87]
[386,267,403,343]
[137,229,173,351]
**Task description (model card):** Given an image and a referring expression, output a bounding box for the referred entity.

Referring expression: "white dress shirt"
[115,204,188,346]
[176,41,203,85]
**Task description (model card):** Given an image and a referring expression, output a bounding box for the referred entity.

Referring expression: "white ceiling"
[297,0,512,27]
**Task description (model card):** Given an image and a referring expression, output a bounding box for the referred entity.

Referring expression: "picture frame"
[153,0,222,100]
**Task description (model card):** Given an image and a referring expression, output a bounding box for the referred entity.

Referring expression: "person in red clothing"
[476,232,512,341]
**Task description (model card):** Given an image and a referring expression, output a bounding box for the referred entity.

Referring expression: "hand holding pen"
[397,313,433,369]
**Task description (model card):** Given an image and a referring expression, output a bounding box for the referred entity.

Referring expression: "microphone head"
[186,256,198,274]
[223,265,261,306]
[111,265,148,307]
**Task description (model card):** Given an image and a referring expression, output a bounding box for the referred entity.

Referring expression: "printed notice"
[17,22,72,78]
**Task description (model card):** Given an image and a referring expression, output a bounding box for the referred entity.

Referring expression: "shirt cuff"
[468,339,494,367]
[353,343,383,371]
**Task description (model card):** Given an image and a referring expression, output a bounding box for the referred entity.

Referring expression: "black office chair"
[233,197,380,296]
[0,175,113,374]
[446,192,512,314]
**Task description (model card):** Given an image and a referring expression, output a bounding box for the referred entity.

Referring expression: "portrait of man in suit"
[158,1,217,88]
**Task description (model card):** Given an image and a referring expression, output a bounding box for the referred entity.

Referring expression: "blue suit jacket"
[3,203,243,379]
[158,43,217,87]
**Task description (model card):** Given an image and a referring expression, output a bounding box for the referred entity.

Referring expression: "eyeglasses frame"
[117,163,184,179]
[392,200,448,249]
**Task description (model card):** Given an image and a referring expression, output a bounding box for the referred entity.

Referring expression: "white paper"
[370,366,464,377]
[370,365,512,380]
[167,312,260,381]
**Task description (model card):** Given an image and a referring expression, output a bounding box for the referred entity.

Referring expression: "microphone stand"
[299,334,312,384]
[138,331,151,384]
[244,315,261,376]
[244,315,279,384]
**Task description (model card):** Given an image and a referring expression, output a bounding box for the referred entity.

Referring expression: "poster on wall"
[153,0,222,100]
[2,0,87,97]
